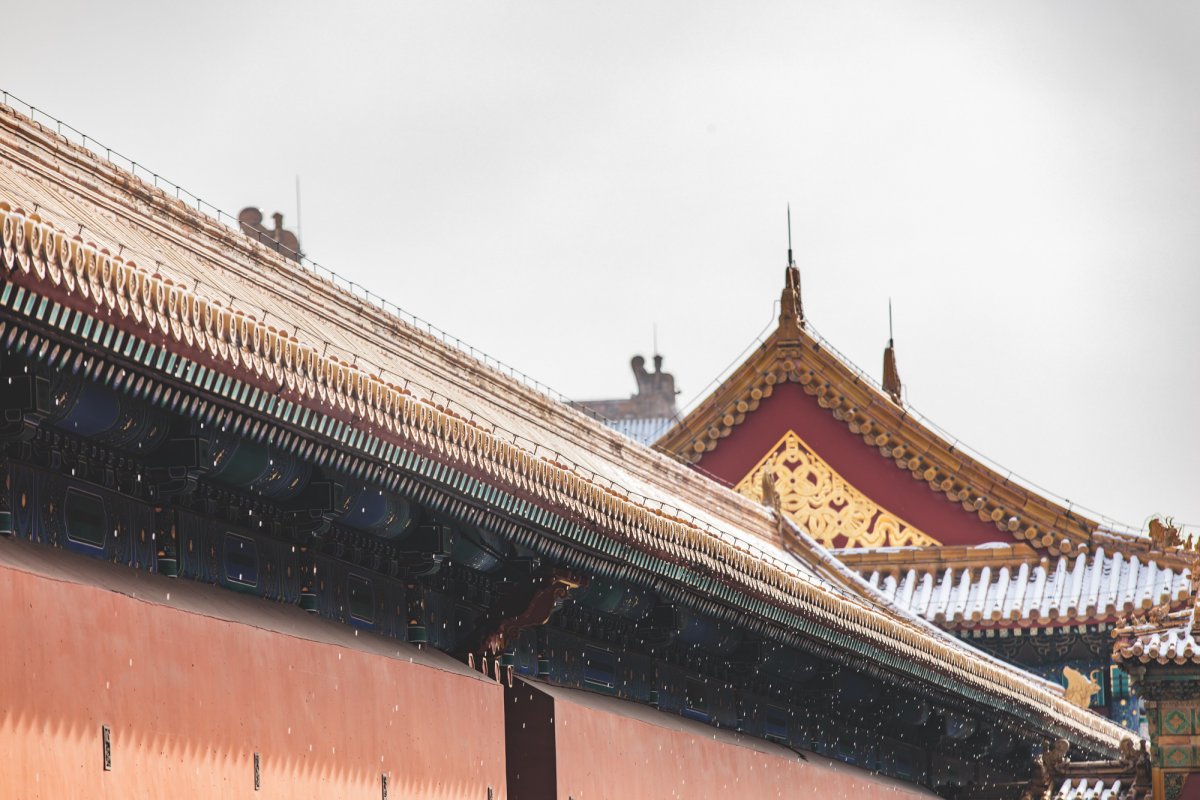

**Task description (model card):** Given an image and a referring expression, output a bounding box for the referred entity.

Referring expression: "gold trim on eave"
[734,430,940,548]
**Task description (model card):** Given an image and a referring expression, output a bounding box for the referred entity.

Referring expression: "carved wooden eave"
[657,278,1116,559]
[0,101,1137,755]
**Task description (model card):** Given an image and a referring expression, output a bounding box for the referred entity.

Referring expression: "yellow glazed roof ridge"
[0,102,1133,752]
[655,298,1123,559]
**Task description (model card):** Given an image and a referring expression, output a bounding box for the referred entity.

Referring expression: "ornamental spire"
[779,204,804,329]
[882,299,902,404]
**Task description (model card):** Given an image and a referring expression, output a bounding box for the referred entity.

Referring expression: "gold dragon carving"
[734,430,940,548]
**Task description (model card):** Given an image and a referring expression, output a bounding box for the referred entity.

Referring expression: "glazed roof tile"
[1055,779,1127,800]
[603,416,677,447]
[1112,605,1200,664]
[0,102,1135,754]
[861,547,1192,628]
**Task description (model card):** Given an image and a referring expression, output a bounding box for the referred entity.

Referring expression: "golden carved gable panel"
[734,430,940,548]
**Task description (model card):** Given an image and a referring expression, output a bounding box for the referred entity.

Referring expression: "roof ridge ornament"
[779,204,804,329]
[882,299,902,405]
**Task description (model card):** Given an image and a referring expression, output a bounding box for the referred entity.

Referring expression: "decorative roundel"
[103,259,120,314]
[89,252,106,303]
[133,259,151,307]
[303,347,316,380]
[63,238,82,292]
[48,230,68,286]
[99,250,114,294]
[282,337,295,370]
[0,206,14,250]
[42,226,58,275]
[113,260,132,317]
[202,298,217,340]
[234,312,248,349]
[167,283,180,321]
[25,217,44,278]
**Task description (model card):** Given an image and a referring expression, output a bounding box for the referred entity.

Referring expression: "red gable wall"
[694,381,1007,547]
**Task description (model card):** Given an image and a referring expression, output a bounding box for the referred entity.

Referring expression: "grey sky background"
[6,1,1199,533]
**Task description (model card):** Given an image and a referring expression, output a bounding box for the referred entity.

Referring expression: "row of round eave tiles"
[931,593,1176,626]
[684,361,1089,557]
[1116,641,1200,663]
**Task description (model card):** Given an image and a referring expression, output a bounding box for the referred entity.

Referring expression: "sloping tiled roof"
[603,416,677,446]
[1112,605,1200,664]
[0,102,1135,753]
[855,546,1192,629]
[1055,779,1128,800]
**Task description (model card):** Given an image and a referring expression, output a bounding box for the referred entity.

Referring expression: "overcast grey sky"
[7,1,1199,533]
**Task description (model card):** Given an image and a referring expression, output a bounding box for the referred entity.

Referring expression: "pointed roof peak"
[883,339,902,405]
[883,299,902,404]
[779,264,804,329]
[778,204,804,330]
[787,203,795,269]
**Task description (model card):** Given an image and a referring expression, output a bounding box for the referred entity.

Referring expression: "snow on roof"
[864,547,1191,628]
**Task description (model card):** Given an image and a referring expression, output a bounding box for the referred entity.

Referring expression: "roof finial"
[888,297,894,346]
[882,298,902,404]
[787,203,795,268]
[779,204,804,329]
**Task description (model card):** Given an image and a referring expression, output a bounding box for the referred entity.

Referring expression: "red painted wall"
[696,381,1004,546]
[0,549,507,799]
[525,682,936,800]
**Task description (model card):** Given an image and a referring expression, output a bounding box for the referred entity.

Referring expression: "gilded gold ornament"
[734,430,940,548]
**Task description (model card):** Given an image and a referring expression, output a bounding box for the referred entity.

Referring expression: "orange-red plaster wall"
[549,687,937,800]
[0,561,507,799]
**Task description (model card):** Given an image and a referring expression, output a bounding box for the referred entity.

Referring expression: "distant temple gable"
[573,355,678,444]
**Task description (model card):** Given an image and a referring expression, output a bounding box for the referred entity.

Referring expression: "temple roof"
[0,102,1135,752]
[573,354,679,445]
[1054,779,1130,800]
[655,267,1124,558]
[1112,604,1200,665]
[601,416,677,446]
[848,545,1192,630]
